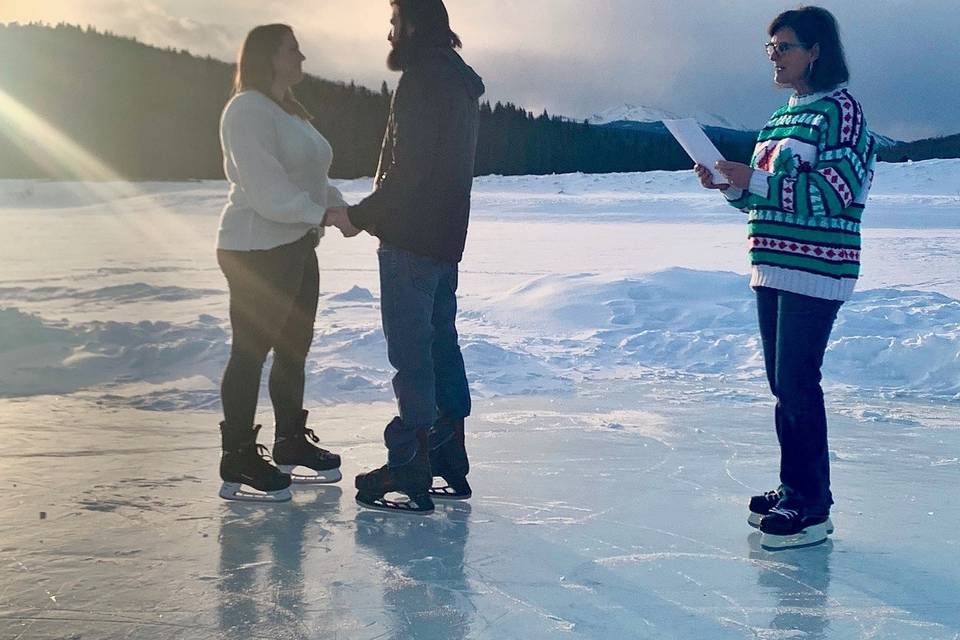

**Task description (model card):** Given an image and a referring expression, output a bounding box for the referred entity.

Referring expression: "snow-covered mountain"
[588,103,904,146]
[872,132,902,148]
[588,103,749,131]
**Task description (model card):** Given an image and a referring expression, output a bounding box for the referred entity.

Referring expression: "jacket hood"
[414,47,484,99]
[443,49,485,99]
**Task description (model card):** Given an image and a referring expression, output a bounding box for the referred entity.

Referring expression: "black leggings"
[217,231,319,433]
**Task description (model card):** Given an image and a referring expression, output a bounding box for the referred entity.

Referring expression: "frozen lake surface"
[1,163,959,638]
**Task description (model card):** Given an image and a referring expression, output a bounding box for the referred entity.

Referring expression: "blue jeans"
[378,244,471,466]
[756,287,842,516]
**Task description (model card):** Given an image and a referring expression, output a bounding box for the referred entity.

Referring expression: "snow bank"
[474,268,960,397]
[2,268,958,407]
[0,307,228,400]
[2,163,958,409]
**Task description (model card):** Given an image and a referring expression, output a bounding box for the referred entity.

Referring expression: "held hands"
[694,161,754,191]
[324,206,361,238]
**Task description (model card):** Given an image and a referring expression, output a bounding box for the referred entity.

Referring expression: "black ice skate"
[759,507,832,550]
[428,417,471,500]
[749,488,833,534]
[219,423,292,503]
[355,430,434,515]
[273,410,342,484]
[748,489,782,528]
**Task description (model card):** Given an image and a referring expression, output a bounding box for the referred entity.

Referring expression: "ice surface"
[1,163,959,638]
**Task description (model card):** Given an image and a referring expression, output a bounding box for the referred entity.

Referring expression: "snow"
[1,161,959,638]
[587,103,749,130]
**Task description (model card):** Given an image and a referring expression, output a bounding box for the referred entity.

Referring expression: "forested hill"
[0,23,391,180]
[879,133,960,163]
[1,23,754,179]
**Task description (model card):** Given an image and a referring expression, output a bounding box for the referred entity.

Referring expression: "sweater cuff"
[722,186,745,201]
[303,203,328,226]
[749,170,772,198]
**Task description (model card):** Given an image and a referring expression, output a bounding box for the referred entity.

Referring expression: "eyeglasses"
[764,41,808,56]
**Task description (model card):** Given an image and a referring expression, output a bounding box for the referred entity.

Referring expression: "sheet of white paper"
[663,118,727,185]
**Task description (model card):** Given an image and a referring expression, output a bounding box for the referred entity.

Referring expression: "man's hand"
[714,161,753,190]
[324,206,361,238]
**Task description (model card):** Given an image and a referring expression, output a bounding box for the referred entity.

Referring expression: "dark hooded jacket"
[347,47,485,264]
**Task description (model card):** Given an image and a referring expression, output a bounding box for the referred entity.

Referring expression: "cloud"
[3,0,959,139]
[121,1,235,58]
[5,0,247,60]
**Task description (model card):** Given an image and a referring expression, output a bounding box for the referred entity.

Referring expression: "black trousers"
[756,286,842,516]
[217,231,319,435]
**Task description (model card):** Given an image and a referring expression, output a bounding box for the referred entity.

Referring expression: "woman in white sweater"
[216,24,345,502]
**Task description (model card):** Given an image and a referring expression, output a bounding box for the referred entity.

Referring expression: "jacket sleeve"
[724,103,874,217]
[221,105,327,226]
[347,69,442,232]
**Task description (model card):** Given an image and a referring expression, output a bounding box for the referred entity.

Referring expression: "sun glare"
[0,86,208,249]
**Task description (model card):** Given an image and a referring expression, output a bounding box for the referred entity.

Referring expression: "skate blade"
[277,465,342,485]
[760,521,831,550]
[218,482,292,503]
[429,484,472,500]
[355,492,434,515]
[751,513,833,533]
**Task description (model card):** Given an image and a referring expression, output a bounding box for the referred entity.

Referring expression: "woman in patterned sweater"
[695,6,877,550]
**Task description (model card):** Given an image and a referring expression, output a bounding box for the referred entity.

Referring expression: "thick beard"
[386,38,411,71]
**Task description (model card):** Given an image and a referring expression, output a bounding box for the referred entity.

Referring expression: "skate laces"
[769,506,799,519]
[300,427,337,458]
[255,443,276,463]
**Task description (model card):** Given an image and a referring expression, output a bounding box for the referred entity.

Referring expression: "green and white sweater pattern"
[724,87,877,301]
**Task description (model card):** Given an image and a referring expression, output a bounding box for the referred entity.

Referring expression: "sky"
[3,0,958,141]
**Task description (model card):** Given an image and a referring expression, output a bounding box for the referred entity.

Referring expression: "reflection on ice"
[0,397,958,639]
[217,487,343,639]
[749,534,833,640]
[354,503,472,640]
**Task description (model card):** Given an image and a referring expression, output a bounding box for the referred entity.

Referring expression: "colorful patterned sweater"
[724,87,877,301]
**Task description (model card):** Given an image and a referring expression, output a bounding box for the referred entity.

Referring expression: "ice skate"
[355,430,434,515]
[748,489,782,528]
[219,423,292,503]
[273,410,342,484]
[748,488,832,534]
[428,417,471,500]
[759,507,832,550]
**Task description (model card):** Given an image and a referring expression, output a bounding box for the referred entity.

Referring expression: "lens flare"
[0,87,210,249]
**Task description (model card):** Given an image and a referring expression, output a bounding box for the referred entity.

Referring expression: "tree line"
[8,23,946,181]
[879,134,960,163]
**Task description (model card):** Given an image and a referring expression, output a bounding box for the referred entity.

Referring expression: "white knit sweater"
[216,90,346,251]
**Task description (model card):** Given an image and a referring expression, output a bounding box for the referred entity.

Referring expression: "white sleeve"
[722,186,745,201]
[221,105,327,225]
[326,184,348,208]
[748,169,773,198]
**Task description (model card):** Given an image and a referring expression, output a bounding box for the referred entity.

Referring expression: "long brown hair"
[233,24,312,119]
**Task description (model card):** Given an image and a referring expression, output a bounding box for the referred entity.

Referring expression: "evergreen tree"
[4,23,935,181]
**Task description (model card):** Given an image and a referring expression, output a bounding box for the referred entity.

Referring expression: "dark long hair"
[769,6,849,92]
[393,0,461,48]
[233,24,312,119]
[388,0,461,70]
